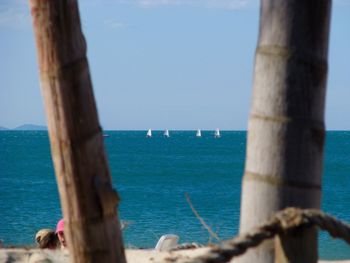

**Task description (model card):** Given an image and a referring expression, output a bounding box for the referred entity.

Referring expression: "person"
[35,229,59,249]
[56,218,67,249]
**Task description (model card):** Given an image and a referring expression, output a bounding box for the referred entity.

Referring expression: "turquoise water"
[0,131,349,259]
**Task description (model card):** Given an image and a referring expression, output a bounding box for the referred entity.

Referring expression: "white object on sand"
[154,234,179,252]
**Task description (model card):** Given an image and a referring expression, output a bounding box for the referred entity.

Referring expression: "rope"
[168,207,350,263]
[185,193,221,242]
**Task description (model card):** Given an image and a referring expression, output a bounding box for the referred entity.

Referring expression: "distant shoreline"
[0,124,47,131]
[1,129,350,132]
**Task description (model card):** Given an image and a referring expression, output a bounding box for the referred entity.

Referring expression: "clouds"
[104,19,127,29]
[114,0,257,9]
[112,0,350,9]
[0,1,30,29]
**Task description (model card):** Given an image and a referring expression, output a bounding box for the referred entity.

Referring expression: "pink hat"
[56,219,64,233]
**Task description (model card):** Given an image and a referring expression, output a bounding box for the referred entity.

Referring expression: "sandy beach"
[0,248,349,263]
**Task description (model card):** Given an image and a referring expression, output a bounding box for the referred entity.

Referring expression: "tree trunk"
[237,0,331,262]
[29,1,126,263]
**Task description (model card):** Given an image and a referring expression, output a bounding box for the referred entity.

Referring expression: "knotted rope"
[167,207,350,263]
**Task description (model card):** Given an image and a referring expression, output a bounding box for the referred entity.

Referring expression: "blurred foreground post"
[29,1,126,262]
[238,0,331,262]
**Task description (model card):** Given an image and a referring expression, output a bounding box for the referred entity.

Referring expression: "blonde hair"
[35,229,58,249]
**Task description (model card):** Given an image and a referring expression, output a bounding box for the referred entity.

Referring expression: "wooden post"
[29,1,126,262]
[237,0,331,262]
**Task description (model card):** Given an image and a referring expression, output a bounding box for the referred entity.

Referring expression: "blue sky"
[0,0,349,130]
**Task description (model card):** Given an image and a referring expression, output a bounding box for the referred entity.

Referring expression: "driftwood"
[29,1,126,262]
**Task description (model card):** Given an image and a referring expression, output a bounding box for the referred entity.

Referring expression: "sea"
[0,131,349,259]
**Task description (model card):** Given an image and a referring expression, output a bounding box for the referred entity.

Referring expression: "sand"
[0,248,349,263]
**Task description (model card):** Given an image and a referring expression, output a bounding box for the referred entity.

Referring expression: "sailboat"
[214,128,221,138]
[146,129,152,138]
[196,129,201,137]
[164,129,170,137]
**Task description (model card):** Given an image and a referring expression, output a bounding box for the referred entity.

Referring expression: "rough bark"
[237,0,331,262]
[29,1,126,262]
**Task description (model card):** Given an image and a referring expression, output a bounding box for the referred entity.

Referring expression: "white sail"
[214,128,221,138]
[164,129,170,137]
[196,129,201,137]
[146,129,152,137]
